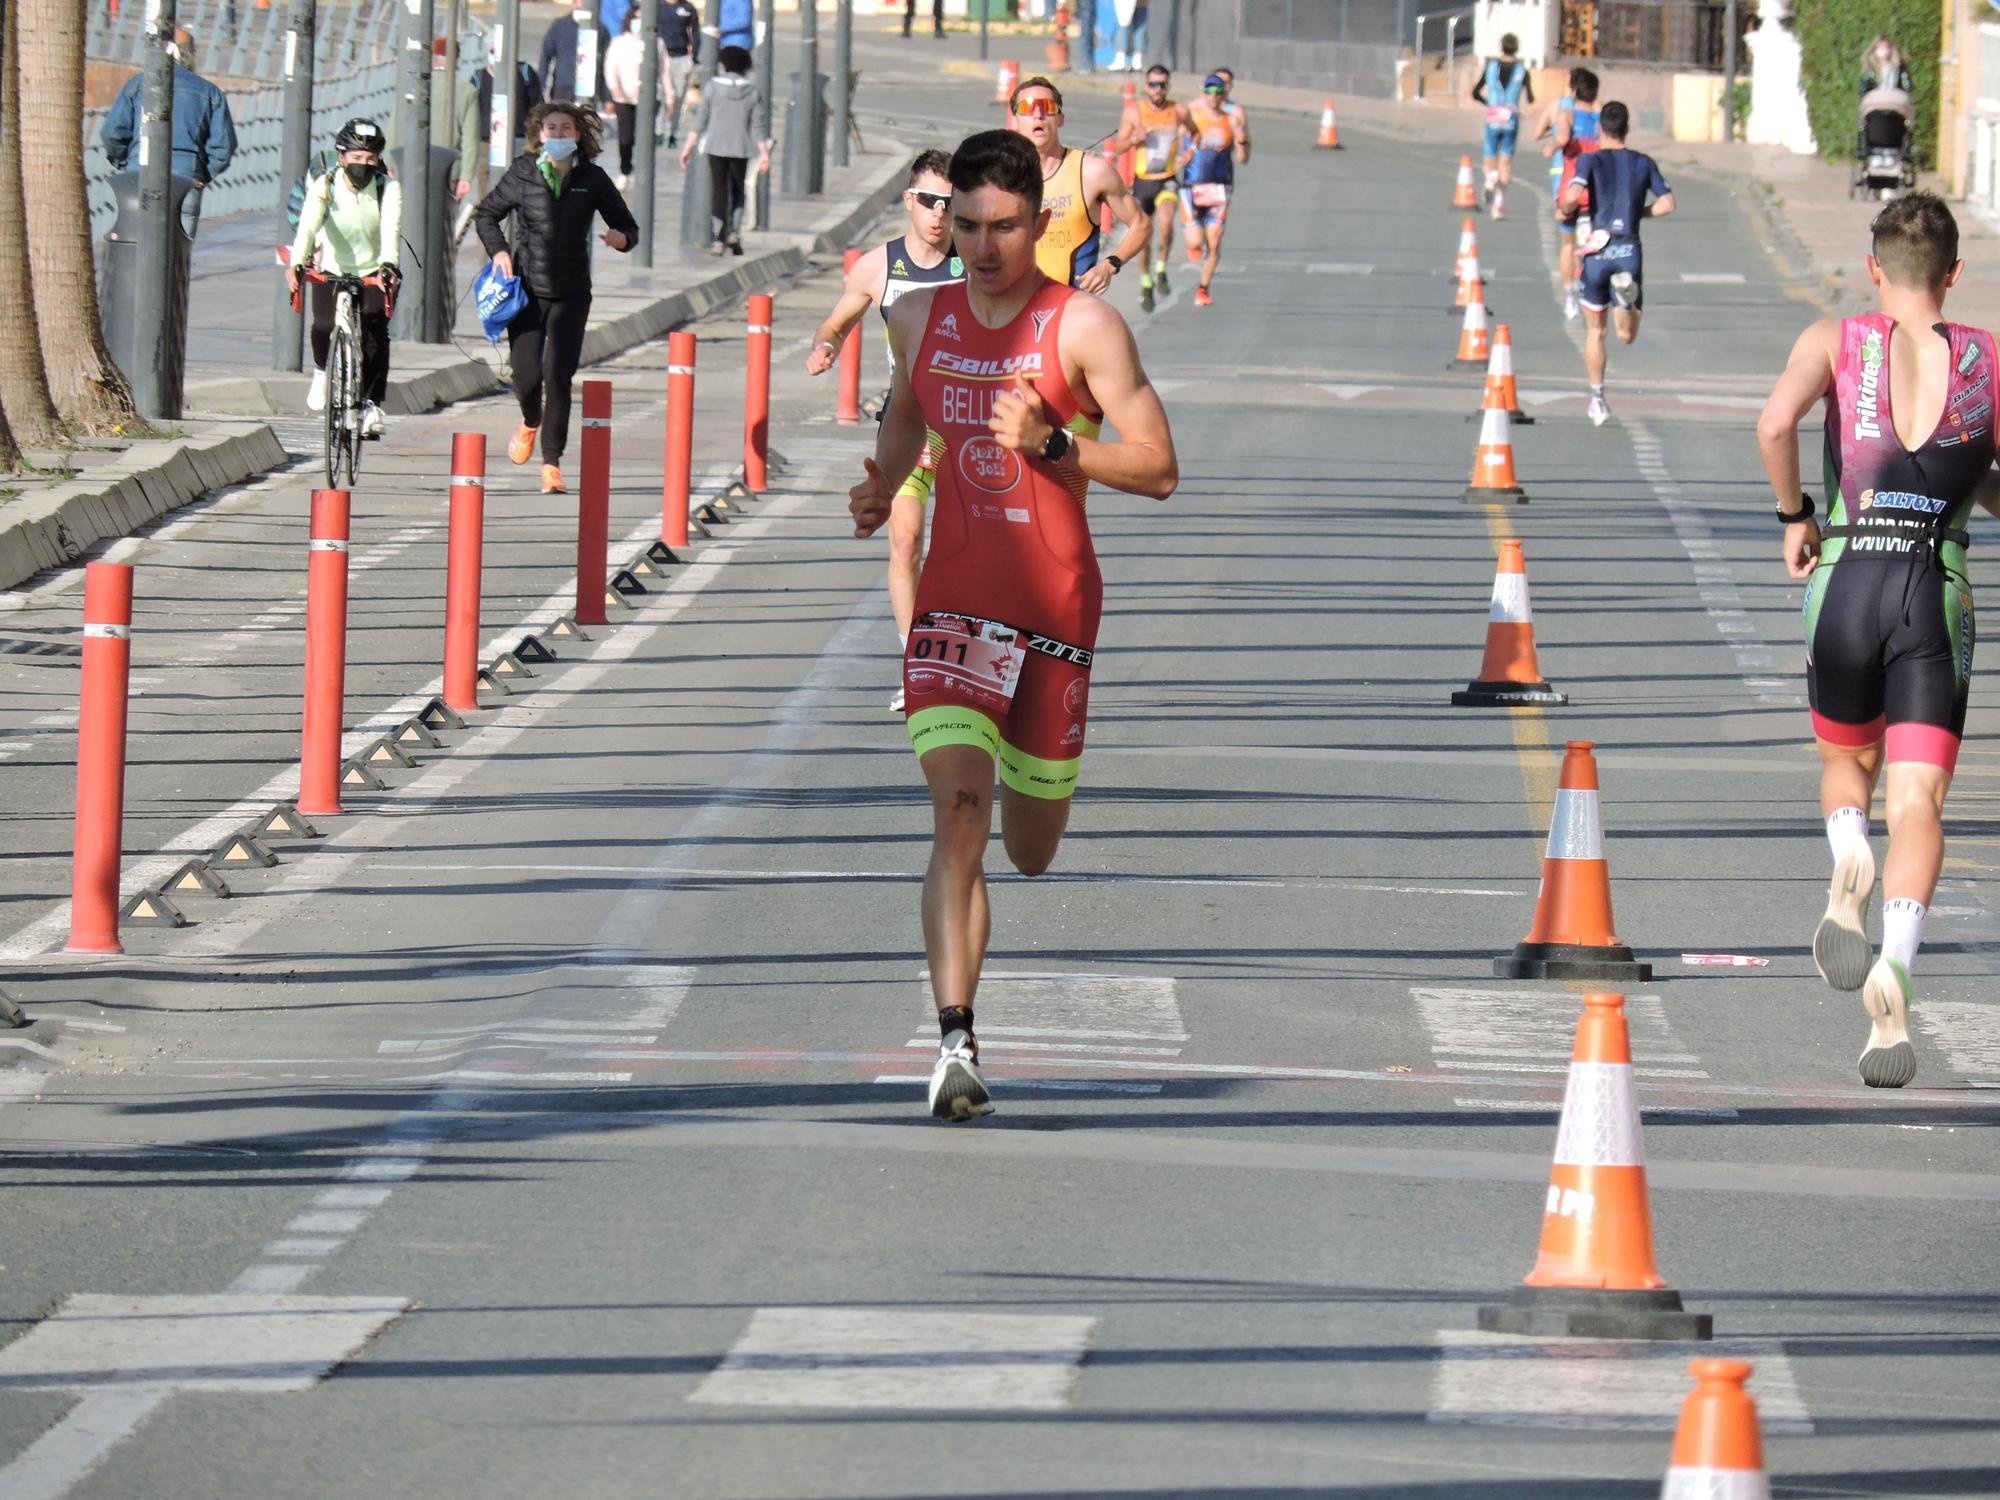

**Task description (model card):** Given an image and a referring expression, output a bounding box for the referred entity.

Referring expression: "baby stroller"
[1853,86,1917,200]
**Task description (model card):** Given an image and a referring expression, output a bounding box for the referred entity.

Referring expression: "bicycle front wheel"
[335,322,363,488]
[323,332,348,490]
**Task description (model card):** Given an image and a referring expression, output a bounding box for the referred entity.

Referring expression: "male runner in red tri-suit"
[849,128,1179,1120]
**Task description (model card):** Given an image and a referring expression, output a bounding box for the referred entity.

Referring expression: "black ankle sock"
[938,1006,974,1041]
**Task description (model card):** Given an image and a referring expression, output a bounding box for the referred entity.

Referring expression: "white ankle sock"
[1484,170,1497,192]
[1825,806,1869,863]
[1880,897,1926,971]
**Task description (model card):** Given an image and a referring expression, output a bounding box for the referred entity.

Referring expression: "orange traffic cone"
[1453,247,1484,309]
[1317,98,1342,149]
[1453,218,1477,278]
[1662,1361,1769,1497]
[1462,406,1526,503]
[1479,992,1710,1339]
[995,59,1020,103]
[1495,741,1654,980]
[1452,541,1562,704]
[1450,291,1490,368]
[1452,154,1477,208]
[1476,324,1532,425]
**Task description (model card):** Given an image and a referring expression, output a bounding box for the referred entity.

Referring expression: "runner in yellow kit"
[1004,75,1150,293]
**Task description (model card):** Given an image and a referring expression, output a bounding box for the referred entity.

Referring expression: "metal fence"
[84,59,399,239]
[87,0,397,78]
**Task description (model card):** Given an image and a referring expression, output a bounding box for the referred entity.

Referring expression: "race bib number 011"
[907,613,1027,711]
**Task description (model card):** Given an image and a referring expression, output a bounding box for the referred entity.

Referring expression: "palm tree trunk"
[0,0,63,446]
[17,0,136,434]
[0,394,19,473]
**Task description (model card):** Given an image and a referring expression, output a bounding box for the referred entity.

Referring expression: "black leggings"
[615,101,637,176]
[508,290,591,463]
[310,280,390,403]
[708,154,747,243]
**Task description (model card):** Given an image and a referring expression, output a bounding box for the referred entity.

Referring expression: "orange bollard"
[1452,154,1477,208]
[659,329,696,559]
[67,561,134,953]
[1463,406,1526,502]
[1662,1361,1768,1496]
[1317,98,1341,149]
[745,293,772,493]
[1119,81,1138,180]
[994,58,1019,102]
[1451,290,1491,367]
[576,379,612,627]
[1495,741,1653,981]
[1452,539,1563,704]
[1480,993,1708,1340]
[837,249,863,425]
[1479,324,1530,424]
[443,433,486,714]
[297,488,352,818]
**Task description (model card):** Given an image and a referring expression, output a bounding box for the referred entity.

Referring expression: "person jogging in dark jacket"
[474,102,638,494]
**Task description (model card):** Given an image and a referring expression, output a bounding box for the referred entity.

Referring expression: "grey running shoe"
[1812,844,1875,991]
[1858,956,1917,1088]
[1609,270,1638,310]
[928,1030,993,1120]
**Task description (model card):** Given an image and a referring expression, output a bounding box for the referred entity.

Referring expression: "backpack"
[285,149,385,228]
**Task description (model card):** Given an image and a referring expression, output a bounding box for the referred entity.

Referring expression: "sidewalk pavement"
[0,124,911,593]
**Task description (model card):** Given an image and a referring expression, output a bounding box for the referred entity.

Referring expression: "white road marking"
[1680,271,1747,284]
[1914,1001,2000,1084]
[1306,262,1373,274]
[1427,1331,1811,1432]
[0,1388,172,1500]
[1319,383,1389,400]
[0,1294,409,1394]
[907,972,1186,1074]
[689,1308,1097,1410]
[872,1074,1163,1095]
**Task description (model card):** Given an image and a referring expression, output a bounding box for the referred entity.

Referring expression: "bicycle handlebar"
[289,265,398,320]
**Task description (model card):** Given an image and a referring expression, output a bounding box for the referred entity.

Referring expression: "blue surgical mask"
[541,137,579,163]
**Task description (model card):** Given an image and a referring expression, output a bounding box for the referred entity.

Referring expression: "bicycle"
[291,265,396,489]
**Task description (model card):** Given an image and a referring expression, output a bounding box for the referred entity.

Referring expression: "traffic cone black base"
[1494,941,1652,982]
[1466,410,1535,425]
[1479,1286,1712,1342]
[1462,482,1528,504]
[1453,678,1565,706]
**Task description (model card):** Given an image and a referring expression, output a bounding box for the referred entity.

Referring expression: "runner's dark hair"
[1872,191,1960,289]
[949,129,1043,216]
[1146,63,1169,80]
[717,43,752,74]
[908,149,953,185]
[1570,67,1599,103]
[1598,100,1630,139]
[1500,32,1518,55]
[1009,74,1063,110]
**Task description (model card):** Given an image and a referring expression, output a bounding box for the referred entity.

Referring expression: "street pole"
[272,0,315,372]
[1074,0,1093,74]
[635,0,659,265]
[398,0,436,340]
[444,0,461,140]
[136,0,179,419]
[681,26,717,246]
[491,0,519,167]
[978,0,987,61]
[784,0,819,195]
[831,0,850,169]
[1720,0,1739,143]
[754,0,774,225]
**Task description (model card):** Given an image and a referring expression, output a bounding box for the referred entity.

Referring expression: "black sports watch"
[1042,426,1072,464]
[1106,254,1124,273]
[1776,492,1815,525]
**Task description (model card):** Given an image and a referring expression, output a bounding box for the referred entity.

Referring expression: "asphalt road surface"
[2,28,1997,1500]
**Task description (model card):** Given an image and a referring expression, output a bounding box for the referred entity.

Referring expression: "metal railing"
[88,0,397,77]
[1414,5,1475,102]
[1564,0,1732,72]
[85,58,399,238]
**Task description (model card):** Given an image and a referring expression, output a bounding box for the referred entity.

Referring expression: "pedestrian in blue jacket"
[99,28,237,236]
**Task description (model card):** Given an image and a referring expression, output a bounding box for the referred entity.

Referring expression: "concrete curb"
[0,422,290,593]
[0,149,909,597]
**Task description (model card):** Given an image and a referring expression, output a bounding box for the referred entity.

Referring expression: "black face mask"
[343,162,378,189]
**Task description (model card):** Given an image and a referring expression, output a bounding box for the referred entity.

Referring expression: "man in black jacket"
[661,0,700,145]
[539,0,614,104]
[474,102,639,493]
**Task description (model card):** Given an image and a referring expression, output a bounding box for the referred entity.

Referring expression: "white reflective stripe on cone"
[1551,1061,1644,1167]
[1488,571,1531,624]
[1491,341,1513,376]
[1544,786,1605,860]
[1478,407,1512,447]
[1661,1466,1772,1500]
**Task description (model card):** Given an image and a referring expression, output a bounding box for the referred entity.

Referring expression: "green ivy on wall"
[1792,0,1938,167]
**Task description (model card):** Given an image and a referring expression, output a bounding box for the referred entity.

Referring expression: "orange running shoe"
[1194,286,1214,307]
[1185,243,1201,264]
[509,423,539,466]
[540,463,566,493]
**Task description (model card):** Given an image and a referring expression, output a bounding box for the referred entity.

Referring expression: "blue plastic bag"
[474,259,527,343]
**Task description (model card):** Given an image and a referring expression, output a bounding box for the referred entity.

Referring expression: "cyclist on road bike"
[287,117,401,438]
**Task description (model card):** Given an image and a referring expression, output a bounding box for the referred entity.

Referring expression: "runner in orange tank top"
[849,128,1179,1121]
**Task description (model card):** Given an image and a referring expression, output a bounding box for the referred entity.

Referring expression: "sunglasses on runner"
[907,189,951,211]
[1011,95,1059,118]
[1203,83,1226,94]
[1145,78,1168,90]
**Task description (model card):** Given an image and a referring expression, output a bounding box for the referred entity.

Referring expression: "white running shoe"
[1812,843,1875,991]
[359,401,385,439]
[1586,394,1610,427]
[1563,292,1579,321]
[1858,956,1917,1088]
[888,685,905,714]
[1609,270,1638,310]
[616,172,630,191]
[928,1030,993,1121]
[306,368,327,412]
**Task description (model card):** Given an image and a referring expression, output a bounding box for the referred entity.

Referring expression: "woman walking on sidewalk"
[678,45,769,255]
[605,7,671,189]
[474,102,639,494]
